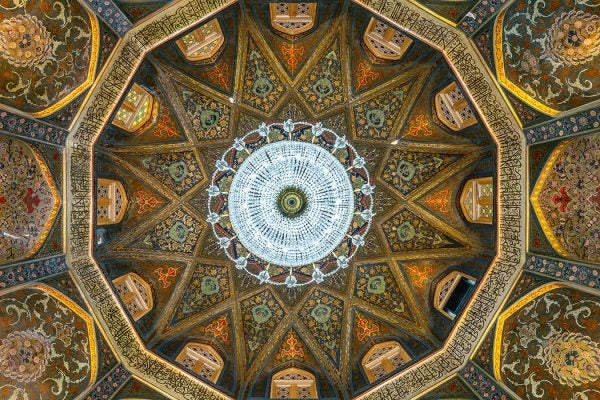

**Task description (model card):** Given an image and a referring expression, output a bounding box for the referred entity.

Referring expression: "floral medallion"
[543,331,600,387]
[546,10,600,66]
[0,14,51,67]
[0,330,51,383]
[495,284,600,399]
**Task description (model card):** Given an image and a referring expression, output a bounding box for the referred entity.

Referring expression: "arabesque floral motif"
[0,330,51,383]
[497,285,600,399]
[543,331,600,387]
[0,0,98,115]
[0,14,51,67]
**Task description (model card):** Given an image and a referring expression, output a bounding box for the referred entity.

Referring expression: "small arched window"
[460,177,493,224]
[112,83,155,134]
[176,342,224,383]
[434,271,476,320]
[112,273,153,321]
[270,367,318,399]
[363,18,412,62]
[434,81,477,131]
[176,19,225,63]
[269,3,317,37]
[362,341,412,383]
[97,178,128,225]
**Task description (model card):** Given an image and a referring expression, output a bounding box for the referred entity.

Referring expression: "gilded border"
[30,6,100,118]
[21,142,61,261]
[30,283,98,384]
[493,8,559,116]
[530,138,572,259]
[492,282,564,380]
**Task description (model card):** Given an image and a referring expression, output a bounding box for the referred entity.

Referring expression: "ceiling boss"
[207,120,374,287]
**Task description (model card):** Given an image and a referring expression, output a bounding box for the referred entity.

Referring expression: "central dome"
[207,121,374,287]
[228,140,355,267]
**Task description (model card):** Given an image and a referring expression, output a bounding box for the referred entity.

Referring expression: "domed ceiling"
[10,0,600,400]
[93,1,496,398]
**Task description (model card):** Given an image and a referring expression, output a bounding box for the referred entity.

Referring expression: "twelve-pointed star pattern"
[93,2,495,398]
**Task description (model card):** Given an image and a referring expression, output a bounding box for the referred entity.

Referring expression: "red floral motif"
[405,265,432,288]
[154,267,178,288]
[136,191,160,214]
[281,43,304,74]
[152,114,177,138]
[356,62,379,90]
[552,186,572,212]
[425,189,450,213]
[207,63,230,88]
[356,316,379,342]
[22,188,40,213]
[406,114,433,137]
[205,315,229,343]
[588,186,600,212]
[280,334,305,359]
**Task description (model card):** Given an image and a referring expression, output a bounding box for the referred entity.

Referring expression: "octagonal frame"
[64,1,526,399]
[30,3,100,118]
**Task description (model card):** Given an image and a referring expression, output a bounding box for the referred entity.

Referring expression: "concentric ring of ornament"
[207,120,374,287]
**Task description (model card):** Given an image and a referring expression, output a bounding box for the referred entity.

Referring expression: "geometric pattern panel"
[0,137,60,264]
[495,284,600,399]
[241,290,286,367]
[125,208,203,255]
[352,78,415,142]
[297,37,346,115]
[136,150,204,196]
[173,80,231,142]
[380,148,463,197]
[381,208,462,253]
[241,36,287,115]
[531,134,599,263]
[299,289,345,368]
[353,262,415,322]
[0,285,96,400]
[170,263,231,326]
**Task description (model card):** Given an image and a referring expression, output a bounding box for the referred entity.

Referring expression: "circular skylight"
[207,120,374,287]
[228,140,355,267]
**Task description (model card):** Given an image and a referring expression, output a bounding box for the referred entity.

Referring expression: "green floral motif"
[310,304,332,323]
[354,262,414,322]
[366,276,386,294]
[176,83,231,141]
[241,290,285,367]
[241,37,286,114]
[140,150,203,196]
[381,208,460,253]
[381,149,462,196]
[353,82,412,141]
[130,209,202,255]
[298,39,346,115]
[251,304,272,324]
[200,276,220,295]
[299,289,344,367]
[171,263,230,325]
